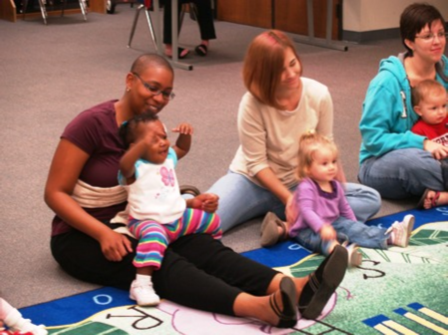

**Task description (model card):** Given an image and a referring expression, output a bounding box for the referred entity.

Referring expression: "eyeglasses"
[415,31,447,42]
[132,72,175,101]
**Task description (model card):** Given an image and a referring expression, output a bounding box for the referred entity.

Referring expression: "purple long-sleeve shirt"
[289,177,356,237]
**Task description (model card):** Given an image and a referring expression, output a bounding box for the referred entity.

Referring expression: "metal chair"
[22,0,87,24]
[127,0,198,53]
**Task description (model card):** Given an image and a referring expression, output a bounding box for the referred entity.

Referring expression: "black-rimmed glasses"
[132,72,175,101]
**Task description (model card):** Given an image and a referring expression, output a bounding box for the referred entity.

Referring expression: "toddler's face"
[308,147,338,184]
[136,120,170,164]
[416,91,447,125]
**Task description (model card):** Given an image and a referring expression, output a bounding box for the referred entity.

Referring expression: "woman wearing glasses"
[45,53,347,326]
[358,2,448,207]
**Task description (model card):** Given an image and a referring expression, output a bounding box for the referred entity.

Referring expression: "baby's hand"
[172,123,193,135]
[424,139,448,160]
[320,224,336,240]
[190,193,219,213]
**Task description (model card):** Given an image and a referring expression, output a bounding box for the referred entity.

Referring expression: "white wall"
[343,0,448,32]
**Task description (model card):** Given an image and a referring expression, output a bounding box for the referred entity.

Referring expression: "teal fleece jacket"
[359,53,448,164]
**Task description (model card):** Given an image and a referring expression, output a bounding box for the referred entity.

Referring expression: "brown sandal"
[260,212,288,247]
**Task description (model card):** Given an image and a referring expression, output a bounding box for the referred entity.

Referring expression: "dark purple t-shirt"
[51,100,127,236]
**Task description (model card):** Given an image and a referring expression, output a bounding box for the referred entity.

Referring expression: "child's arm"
[298,180,335,240]
[172,122,193,160]
[119,140,147,181]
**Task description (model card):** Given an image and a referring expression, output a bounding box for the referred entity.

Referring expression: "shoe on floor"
[260,212,287,247]
[130,280,160,306]
[165,47,189,59]
[195,43,208,56]
[387,214,415,248]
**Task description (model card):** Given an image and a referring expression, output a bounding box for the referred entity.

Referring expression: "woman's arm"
[360,74,423,157]
[44,139,132,261]
[255,168,292,205]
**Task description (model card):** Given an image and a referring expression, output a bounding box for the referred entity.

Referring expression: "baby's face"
[416,91,447,125]
[136,120,170,164]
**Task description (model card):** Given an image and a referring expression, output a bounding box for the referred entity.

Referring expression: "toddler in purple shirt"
[261,131,415,267]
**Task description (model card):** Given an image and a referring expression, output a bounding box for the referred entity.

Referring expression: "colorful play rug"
[21,208,448,335]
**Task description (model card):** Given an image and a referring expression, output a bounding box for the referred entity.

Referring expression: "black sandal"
[166,47,189,59]
[269,276,297,328]
[195,43,208,56]
[298,245,348,319]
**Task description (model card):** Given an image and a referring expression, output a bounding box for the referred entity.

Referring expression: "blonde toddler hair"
[297,131,339,181]
[411,79,446,107]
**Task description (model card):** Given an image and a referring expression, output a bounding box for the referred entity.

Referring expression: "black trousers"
[162,0,216,44]
[51,226,278,316]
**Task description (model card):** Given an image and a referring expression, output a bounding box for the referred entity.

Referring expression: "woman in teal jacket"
[359,3,448,207]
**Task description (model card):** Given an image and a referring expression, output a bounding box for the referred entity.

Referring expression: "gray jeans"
[358,148,445,199]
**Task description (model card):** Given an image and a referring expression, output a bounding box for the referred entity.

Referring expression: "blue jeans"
[207,171,381,232]
[293,217,389,254]
[359,148,444,199]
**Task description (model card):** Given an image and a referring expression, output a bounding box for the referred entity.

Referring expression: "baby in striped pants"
[119,113,221,306]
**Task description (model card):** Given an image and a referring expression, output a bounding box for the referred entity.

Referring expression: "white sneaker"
[130,280,160,306]
[4,309,48,335]
[12,322,48,335]
[346,243,362,267]
[387,214,415,248]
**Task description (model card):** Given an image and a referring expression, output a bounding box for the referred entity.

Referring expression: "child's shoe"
[345,243,362,267]
[386,214,415,248]
[3,308,48,335]
[130,280,160,306]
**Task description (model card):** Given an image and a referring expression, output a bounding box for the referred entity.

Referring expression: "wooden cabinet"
[0,0,17,22]
[0,0,105,22]
[217,0,342,40]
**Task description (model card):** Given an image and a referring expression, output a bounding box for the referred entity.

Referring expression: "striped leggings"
[128,208,222,269]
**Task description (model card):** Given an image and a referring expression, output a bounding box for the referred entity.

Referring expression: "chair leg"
[37,0,48,24]
[145,8,159,52]
[128,4,145,48]
[79,0,88,21]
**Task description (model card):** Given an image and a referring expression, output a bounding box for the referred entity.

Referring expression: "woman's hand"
[320,224,336,241]
[187,193,219,213]
[423,139,448,160]
[98,230,133,262]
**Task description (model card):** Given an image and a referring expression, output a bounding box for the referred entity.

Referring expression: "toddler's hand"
[320,224,336,240]
[172,123,193,135]
[190,193,219,213]
[424,139,448,160]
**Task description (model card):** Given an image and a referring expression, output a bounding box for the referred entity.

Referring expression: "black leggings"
[162,0,216,44]
[51,229,278,316]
